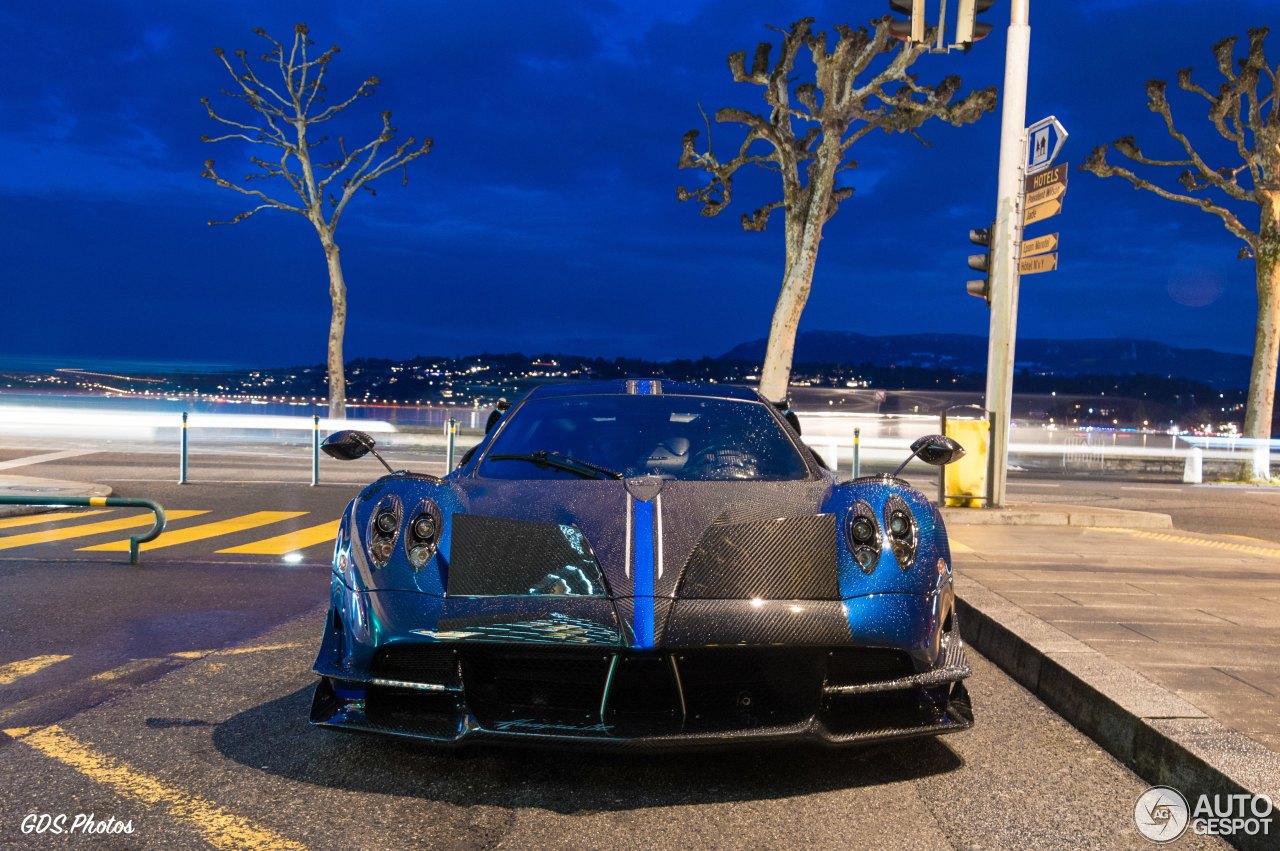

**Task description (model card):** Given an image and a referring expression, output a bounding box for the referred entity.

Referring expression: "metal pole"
[852,427,861,479]
[446,417,457,470]
[179,412,189,484]
[311,415,320,486]
[983,0,1031,507]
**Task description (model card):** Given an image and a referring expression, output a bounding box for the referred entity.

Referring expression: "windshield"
[478,394,810,481]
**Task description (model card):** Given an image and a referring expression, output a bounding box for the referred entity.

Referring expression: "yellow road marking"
[0,510,110,530]
[217,642,304,656]
[0,654,71,686]
[217,520,340,555]
[0,511,207,551]
[1101,527,1280,559]
[90,658,167,681]
[171,642,303,659]
[5,725,307,851]
[949,539,975,555]
[79,511,306,552]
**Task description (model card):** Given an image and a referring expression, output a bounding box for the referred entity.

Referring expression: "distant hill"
[719,331,1252,390]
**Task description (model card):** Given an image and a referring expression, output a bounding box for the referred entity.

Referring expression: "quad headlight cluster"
[846,501,882,573]
[883,495,918,570]
[405,500,443,570]
[368,497,402,568]
[366,496,443,570]
[846,497,920,574]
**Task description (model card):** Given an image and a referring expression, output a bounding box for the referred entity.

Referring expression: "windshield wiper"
[487,450,623,480]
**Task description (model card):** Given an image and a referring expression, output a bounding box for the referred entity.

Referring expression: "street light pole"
[984,0,1030,507]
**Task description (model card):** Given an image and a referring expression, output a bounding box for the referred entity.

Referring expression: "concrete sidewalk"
[946,503,1280,847]
[0,474,111,517]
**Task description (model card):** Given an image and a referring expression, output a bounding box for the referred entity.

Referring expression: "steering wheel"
[689,443,759,479]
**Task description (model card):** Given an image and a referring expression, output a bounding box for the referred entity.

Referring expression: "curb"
[957,576,1279,851]
[943,502,1172,529]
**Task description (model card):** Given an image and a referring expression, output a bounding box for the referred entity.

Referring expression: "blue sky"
[1,0,1276,369]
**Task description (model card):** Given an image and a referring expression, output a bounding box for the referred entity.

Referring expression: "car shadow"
[211,687,965,813]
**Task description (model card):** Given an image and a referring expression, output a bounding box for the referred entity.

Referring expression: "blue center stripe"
[631,498,655,648]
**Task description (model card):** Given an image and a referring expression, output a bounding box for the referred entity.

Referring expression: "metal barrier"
[0,495,166,565]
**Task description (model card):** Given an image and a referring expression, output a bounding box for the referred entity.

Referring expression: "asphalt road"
[0,442,1242,849]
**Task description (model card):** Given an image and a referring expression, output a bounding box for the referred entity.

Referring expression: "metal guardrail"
[0,495,165,565]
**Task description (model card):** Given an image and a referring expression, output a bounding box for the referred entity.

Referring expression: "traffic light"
[954,0,996,48]
[967,225,993,303]
[887,1,926,44]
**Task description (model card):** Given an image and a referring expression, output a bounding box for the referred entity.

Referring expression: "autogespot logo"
[1135,786,1189,843]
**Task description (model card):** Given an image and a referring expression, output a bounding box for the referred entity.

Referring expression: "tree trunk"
[758,148,842,404]
[759,249,821,403]
[1243,190,1280,480]
[324,239,348,420]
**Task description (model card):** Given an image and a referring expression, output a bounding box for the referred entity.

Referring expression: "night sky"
[2,0,1276,371]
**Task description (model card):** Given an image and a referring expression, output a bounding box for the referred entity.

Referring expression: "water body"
[0,392,486,431]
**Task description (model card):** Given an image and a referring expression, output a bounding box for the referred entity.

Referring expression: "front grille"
[371,645,459,687]
[461,650,612,726]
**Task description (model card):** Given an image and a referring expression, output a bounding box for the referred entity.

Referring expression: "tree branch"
[1083,145,1257,249]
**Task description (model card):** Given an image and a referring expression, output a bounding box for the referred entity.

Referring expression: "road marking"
[4,725,307,851]
[0,510,110,530]
[217,520,340,555]
[1102,528,1280,558]
[949,540,975,555]
[79,511,307,552]
[170,642,303,659]
[0,654,71,686]
[0,511,207,551]
[90,658,166,681]
[0,449,98,471]
[216,642,304,656]
[1119,486,1183,493]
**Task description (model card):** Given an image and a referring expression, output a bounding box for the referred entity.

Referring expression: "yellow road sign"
[1023,198,1062,226]
[1022,233,1059,257]
[1025,181,1066,208]
[1020,252,1058,275]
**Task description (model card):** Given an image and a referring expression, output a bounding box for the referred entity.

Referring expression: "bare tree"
[201,24,431,418]
[678,17,995,403]
[1083,27,1278,479]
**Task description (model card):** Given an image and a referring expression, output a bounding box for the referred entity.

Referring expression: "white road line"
[1120,486,1183,493]
[0,449,98,471]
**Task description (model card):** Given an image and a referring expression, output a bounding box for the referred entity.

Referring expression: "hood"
[451,476,834,600]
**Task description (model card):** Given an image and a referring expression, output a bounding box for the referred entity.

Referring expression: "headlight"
[405,500,443,570]
[846,501,881,574]
[367,496,402,568]
[884,495,917,570]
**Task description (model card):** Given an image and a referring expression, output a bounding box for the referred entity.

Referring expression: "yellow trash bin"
[942,411,990,508]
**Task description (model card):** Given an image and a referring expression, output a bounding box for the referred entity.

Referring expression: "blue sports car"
[311,379,972,748]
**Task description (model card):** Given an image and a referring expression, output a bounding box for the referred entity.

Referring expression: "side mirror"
[321,430,376,461]
[910,434,966,466]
